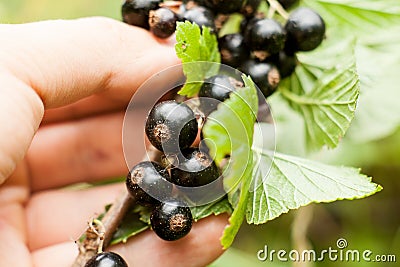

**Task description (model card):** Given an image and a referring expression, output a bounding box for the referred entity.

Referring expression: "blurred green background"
[1,1,398,266]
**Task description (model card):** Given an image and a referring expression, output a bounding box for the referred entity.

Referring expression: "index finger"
[0,17,180,183]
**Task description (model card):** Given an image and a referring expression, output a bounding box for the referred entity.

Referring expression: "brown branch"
[72,147,160,266]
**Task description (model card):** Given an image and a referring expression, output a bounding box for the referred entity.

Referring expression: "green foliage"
[279,39,360,150]
[175,21,220,97]
[301,0,400,142]
[248,145,382,224]
[203,75,259,248]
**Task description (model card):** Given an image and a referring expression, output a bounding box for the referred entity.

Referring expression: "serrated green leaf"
[203,75,258,249]
[175,21,220,97]
[247,145,382,224]
[303,0,400,38]
[279,39,360,150]
[299,0,400,143]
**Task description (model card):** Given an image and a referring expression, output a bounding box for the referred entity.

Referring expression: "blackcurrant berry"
[274,51,297,78]
[203,0,243,14]
[284,7,326,52]
[126,161,172,205]
[121,0,162,29]
[84,252,128,267]
[240,59,280,98]
[241,0,261,18]
[149,8,178,39]
[145,100,198,153]
[170,148,220,187]
[244,18,286,58]
[198,75,242,114]
[183,6,216,32]
[218,33,249,68]
[150,199,193,241]
[278,0,298,9]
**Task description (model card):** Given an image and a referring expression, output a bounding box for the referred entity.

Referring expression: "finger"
[0,17,180,183]
[0,17,180,109]
[27,110,148,191]
[26,183,124,250]
[42,96,126,124]
[31,215,228,267]
[0,219,32,267]
[0,72,43,184]
[112,214,228,267]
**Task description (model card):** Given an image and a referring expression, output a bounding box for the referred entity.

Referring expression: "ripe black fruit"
[274,51,297,78]
[170,148,220,187]
[150,199,193,241]
[126,161,172,205]
[84,252,128,267]
[244,18,286,58]
[240,59,280,97]
[285,7,326,52]
[145,100,197,153]
[203,0,243,14]
[218,33,249,68]
[122,0,161,29]
[199,74,239,102]
[183,6,216,32]
[149,8,178,39]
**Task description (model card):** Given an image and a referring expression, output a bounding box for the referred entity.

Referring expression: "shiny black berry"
[244,18,286,58]
[84,252,128,267]
[126,161,172,205]
[150,199,193,241]
[145,100,197,153]
[275,51,297,78]
[218,33,249,68]
[203,0,243,14]
[199,75,239,101]
[198,74,241,114]
[170,148,220,187]
[285,7,326,52]
[240,59,280,98]
[122,0,162,29]
[183,6,216,32]
[149,8,178,38]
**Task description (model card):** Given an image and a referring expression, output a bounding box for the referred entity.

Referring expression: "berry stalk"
[72,147,160,267]
[266,0,289,20]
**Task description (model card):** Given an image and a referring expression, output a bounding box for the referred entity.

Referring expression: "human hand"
[0,17,228,267]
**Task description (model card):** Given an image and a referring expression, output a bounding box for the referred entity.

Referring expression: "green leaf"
[299,1,400,143]
[247,142,383,224]
[110,208,149,245]
[175,21,220,97]
[191,198,233,221]
[279,39,360,150]
[203,75,258,249]
[303,0,400,38]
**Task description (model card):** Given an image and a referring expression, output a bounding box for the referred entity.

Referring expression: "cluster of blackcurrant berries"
[126,98,224,240]
[121,0,325,98]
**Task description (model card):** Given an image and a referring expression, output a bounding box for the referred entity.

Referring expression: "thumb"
[0,17,181,183]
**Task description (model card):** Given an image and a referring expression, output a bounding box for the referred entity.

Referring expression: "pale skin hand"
[0,17,228,267]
